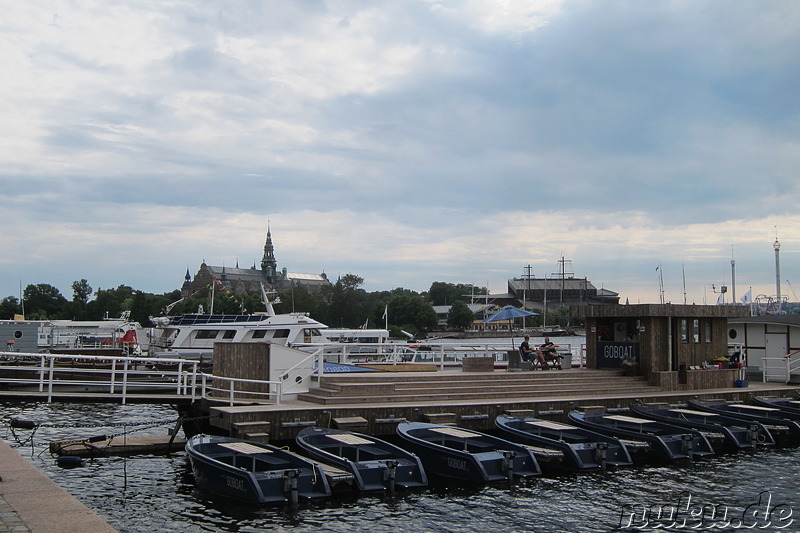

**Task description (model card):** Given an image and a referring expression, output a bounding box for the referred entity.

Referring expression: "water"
[3,401,800,532]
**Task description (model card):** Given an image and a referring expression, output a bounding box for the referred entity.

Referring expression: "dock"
[0,439,118,533]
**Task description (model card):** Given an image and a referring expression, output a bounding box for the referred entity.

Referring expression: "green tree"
[70,279,93,319]
[0,297,22,320]
[447,300,475,329]
[322,274,368,328]
[386,288,437,332]
[22,284,68,319]
[427,282,486,306]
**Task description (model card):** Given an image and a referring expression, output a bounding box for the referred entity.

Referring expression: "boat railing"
[0,351,201,403]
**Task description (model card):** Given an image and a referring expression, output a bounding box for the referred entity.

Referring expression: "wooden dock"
[49,434,186,457]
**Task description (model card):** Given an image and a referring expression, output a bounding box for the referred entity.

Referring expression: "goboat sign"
[597,341,640,368]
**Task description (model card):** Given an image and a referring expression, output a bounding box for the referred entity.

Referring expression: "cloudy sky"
[2,0,798,308]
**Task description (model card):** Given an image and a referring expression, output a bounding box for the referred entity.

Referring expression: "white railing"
[0,351,201,404]
[783,350,800,384]
[199,374,282,406]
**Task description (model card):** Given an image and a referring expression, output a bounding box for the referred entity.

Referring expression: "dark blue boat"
[495,414,633,471]
[185,434,330,504]
[688,398,800,445]
[568,410,714,462]
[295,426,427,492]
[631,403,775,452]
[396,422,540,482]
[752,395,800,416]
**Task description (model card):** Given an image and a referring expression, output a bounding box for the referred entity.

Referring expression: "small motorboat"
[395,422,540,482]
[752,395,800,416]
[295,426,427,492]
[568,410,715,463]
[495,414,633,471]
[185,434,330,504]
[688,398,800,445]
[631,403,775,452]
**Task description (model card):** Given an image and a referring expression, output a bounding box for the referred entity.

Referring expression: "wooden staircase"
[296,369,662,405]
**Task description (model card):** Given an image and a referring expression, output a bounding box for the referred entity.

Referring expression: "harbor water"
[2,401,799,532]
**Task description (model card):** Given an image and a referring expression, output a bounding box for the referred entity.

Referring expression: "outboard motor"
[283,469,300,507]
[383,460,399,494]
[681,434,694,461]
[595,441,609,472]
[747,424,760,448]
[501,450,517,484]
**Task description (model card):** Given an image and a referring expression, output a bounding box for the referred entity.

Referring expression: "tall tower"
[261,226,278,283]
[774,235,782,313]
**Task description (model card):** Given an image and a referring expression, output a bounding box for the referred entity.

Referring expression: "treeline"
[0,277,505,337]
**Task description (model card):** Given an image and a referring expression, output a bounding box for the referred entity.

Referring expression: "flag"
[382,305,388,320]
[716,293,723,305]
[741,289,752,305]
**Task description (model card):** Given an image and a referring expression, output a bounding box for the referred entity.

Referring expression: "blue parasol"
[482,305,538,348]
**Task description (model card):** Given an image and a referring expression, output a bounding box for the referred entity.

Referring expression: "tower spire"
[261,224,277,283]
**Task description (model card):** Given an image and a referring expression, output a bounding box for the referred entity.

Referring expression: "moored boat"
[568,410,714,463]
[185,434,330,504]
[752,395,800,416]
[495,414,633,471]
[687,398,800,445]
[295,426,427,492]
[395,422,540,482]
[630,403,775,452]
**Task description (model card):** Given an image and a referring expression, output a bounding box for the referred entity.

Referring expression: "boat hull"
[687,399,800,446]
[185,435,330,504]
[631,403,775,451]
[295,427,427,491]
[396,422,540,482]
[495,415,632,471]
[568,411,714,463]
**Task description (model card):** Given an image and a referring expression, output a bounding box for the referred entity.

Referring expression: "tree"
[386,289,438,332]
[428,282,487,306]
[0,297,21,320]
[322,274,369,328]
[70,279,93,319]
[22,284,68,319]
[447,300,475,329]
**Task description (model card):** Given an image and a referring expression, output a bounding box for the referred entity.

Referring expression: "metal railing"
[0,350,312,406]
[782,350,800,384]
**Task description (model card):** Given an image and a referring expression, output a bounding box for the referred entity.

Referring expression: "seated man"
[519,335,536,362]
[538,337,563,368]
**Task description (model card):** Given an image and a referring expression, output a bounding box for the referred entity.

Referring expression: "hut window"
[693,320,700,343]
[681,320,688,343]
[704,321,712,343]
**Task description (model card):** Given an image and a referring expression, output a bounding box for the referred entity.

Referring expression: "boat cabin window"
[273,329,290,339]
[222,330,236,339]
[196,330,219,339]
[251,330,268,339]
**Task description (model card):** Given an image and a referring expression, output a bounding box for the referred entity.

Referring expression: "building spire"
[261,223,277,283]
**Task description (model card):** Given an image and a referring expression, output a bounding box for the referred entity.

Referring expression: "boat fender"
[10,418,37,430]
[283,469,300,507]
[382,460,398,494]
[501,450,516,483]
[56,456,84,468]
[680,434,694,461]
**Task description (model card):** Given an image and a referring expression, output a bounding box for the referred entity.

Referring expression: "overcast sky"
[2,0,798,309]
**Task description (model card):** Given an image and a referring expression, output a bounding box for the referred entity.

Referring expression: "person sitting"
[519,335,536,362]
[538,337,563,369]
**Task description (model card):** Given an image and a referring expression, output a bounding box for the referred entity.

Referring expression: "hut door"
[764,332,788,382]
